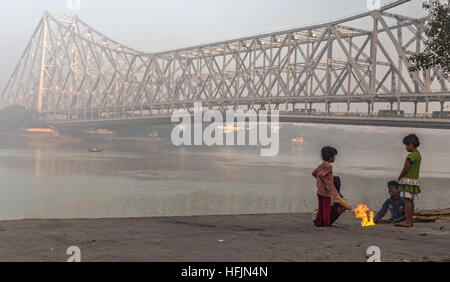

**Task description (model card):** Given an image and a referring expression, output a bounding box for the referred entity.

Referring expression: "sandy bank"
[0,213,448,262]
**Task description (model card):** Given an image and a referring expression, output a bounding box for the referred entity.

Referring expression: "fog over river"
[0,123,448,220]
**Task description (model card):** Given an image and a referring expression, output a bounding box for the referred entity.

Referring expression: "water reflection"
[0,131,448,220]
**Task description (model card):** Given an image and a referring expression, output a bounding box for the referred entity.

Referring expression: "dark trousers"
[330,204,343,224]
[315,195,331,227]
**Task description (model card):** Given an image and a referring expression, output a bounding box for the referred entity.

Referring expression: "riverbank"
[0,212,448,262]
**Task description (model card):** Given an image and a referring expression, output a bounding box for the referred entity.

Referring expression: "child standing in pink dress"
[312,146,340,227]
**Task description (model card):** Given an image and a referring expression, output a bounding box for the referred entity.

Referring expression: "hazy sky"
[0,0,426,91]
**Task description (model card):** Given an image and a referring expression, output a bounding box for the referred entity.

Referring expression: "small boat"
[88,146,103,153]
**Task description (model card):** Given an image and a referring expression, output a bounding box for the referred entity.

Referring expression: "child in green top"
[396,134,421,227]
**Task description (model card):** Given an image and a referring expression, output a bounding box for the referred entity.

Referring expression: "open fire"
[354,204,375,226]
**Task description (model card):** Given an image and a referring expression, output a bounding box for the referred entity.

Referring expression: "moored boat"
[89,146,103,153]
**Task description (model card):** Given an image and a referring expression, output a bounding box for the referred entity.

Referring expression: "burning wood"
[354,204,375,226]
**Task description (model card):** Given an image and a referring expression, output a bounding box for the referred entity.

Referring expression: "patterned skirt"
[398,177,421,194]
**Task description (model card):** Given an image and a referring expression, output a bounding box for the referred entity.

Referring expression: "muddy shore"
[0,213,448,262]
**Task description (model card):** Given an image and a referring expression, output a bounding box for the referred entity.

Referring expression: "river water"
[0,123,449,220]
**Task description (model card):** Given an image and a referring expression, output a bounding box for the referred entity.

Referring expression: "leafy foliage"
[408,0,449,76]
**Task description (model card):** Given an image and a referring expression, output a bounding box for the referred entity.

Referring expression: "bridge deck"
[47,112,450,130]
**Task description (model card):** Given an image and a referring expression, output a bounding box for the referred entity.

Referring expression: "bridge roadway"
[47,112,450,130]
[43,92,450,129]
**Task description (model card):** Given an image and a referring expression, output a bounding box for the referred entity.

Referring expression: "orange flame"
[354,204,375,226]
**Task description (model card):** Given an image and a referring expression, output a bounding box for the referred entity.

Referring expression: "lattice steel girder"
[1,0,449,115]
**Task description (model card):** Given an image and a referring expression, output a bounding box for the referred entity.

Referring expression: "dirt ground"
[0,213,448,262]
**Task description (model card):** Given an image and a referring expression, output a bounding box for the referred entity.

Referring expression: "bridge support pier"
[441,101,445,112]
[414,102,418,117]
[425,99,429,113]
[390,102,394,110]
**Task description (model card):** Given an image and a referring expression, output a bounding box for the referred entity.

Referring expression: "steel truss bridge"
[1,0,449,128]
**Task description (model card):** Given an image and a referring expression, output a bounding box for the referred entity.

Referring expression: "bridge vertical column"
[370,12,379,95]
[287,34,292,97]
[209,46,214,100]
[305,37,310,99]
[414,24,422,93]
[441,101,445,112]
[371,99,375,115]
[390,102,394,110]
[425,98,429,113]
[326,32,333,95]
[37,12,48,114]
[391,67,396,93]
[346,100,350,112]
[347,38,352,97]
[414,101,418,117]
[396,19,403,94]
[197,49,201,101]
[424,3,433,91]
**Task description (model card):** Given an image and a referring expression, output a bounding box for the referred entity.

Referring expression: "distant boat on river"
[88,146,103,153]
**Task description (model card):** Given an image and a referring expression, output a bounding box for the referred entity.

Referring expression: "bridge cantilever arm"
[381,11,421,23]
[329,25,371,95]
[372,11,428,92]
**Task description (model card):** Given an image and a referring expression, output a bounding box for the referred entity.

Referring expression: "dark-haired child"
[395,134,422,227]
[374,181,405,224]
[312,176,352,225]
[312,146,340,227]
